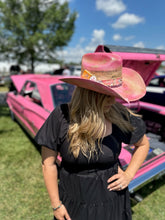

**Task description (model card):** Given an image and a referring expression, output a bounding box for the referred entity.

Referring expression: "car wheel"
[10,110,15,121]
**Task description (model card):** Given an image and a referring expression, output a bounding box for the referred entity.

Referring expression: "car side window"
[21,81,35,96]
[149,77,165,87]
[148,78,159,86]
[31,88,42,106]
[21,81,42,106]
[51,83,75,107]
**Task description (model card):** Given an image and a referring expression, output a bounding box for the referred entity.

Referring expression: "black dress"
[35,104,146,220]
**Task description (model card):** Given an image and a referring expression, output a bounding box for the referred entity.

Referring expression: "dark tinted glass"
[51,83,75,107]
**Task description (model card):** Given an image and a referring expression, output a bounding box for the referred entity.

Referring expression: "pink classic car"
[6,45,165,200]
[95,45,165,196]
[6,74,75,137]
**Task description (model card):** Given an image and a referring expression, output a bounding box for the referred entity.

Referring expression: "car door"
[18,81,49,137]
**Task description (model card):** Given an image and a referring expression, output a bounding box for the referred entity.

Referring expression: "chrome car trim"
[129,162,165,193]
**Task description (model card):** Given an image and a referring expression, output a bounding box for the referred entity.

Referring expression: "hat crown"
[81,53,123,88]
[82,52,122,72]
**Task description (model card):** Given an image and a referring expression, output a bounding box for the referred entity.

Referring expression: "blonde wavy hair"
[68,87,135,159]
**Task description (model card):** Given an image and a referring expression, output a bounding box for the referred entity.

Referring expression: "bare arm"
[124,134,150,179]
[107,134,150,191]
[42,146,71,220]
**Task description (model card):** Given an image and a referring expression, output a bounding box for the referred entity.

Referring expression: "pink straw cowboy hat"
[60,52,146,102]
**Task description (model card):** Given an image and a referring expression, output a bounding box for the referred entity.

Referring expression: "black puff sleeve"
[123,114,146,145]
[34,106,61,151]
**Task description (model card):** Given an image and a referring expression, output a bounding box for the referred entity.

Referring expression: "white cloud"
[57,45,85,64]
[133,41,145,48]
[96,0,126,16]
[113,34,135,42]
[156,45,165,50]
[57,29,105,63]
[86,29,105,51]
[43,0,72,6]
[113,34,122,41]
[112,13,145,29]
[124,35,135,41]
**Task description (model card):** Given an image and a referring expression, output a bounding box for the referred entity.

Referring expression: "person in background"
[62,65,71,76]
[35,52,149,220]
[8,65,21,91]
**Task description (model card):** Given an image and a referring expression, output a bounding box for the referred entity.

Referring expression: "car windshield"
[51,83,75,107]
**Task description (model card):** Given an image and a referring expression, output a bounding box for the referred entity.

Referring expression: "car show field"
[4,45,165,197]
[1,101,165,220]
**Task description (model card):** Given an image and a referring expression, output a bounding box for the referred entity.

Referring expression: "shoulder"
[125,113,146,144]
[129,113,145,128]
[51,103,69,116]
[52,103,70,124]
[112,111,146,144]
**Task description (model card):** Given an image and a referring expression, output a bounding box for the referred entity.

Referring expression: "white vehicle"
[70,65,81,76]
[141,75,165,106]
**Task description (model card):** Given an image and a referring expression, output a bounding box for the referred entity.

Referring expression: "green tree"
[0,0,77,72]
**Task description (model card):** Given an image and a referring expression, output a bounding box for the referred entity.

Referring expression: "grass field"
[0,105,165,220]
[0,85,8,92]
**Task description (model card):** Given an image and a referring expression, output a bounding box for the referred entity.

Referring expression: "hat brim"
[60,67,146,103]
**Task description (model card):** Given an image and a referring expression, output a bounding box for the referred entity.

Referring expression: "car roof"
[11,74,67,111]
[11,74,64,91]
[31,75,63,84]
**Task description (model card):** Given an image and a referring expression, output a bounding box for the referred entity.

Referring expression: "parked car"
[70,65,81,76]
[6,74,75,137]
[0,74,11,86]
[0,74,5,86]
[95,45,165,197]
[141,75,165,106]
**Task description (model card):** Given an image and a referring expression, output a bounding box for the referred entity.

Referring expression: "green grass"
[0,85,8,92]
[131,177,165,219]
[0,106,52,220]
[0,105,165,220]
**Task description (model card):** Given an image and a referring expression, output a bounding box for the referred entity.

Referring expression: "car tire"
[10,110,15,121]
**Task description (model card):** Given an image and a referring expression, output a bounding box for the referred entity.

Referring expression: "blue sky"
[57,0,165,63]
[1,0,165,72]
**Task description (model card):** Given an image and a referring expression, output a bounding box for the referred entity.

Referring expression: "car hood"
[95,45,165,86]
